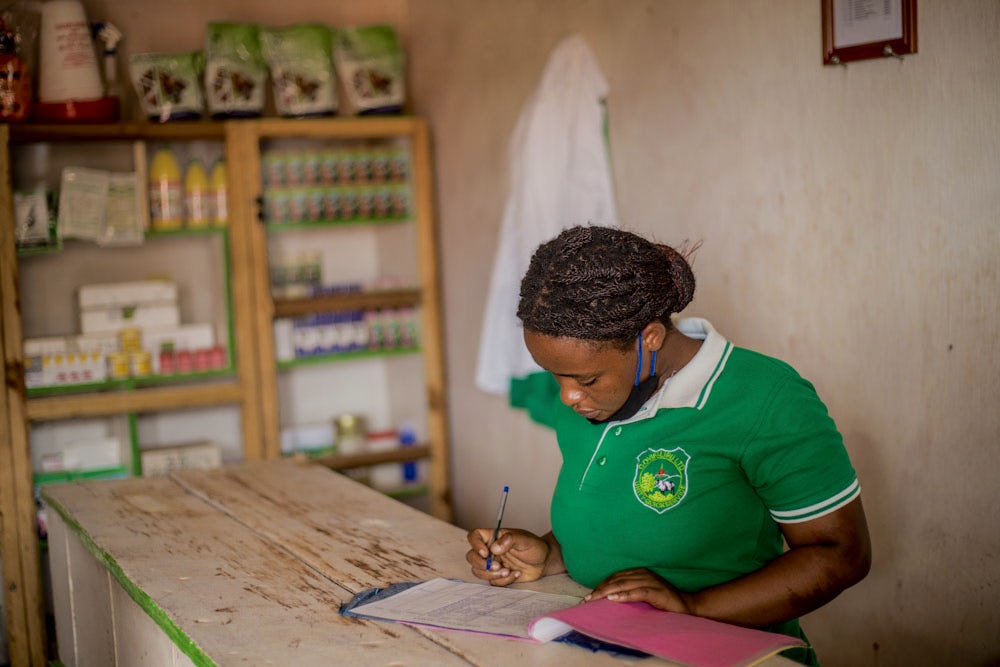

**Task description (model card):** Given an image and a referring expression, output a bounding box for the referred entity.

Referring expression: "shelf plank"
[8,115,427,144]
[252,115,422,139]
[26,382,244,421]
[277,346,420,370]
[9,121,226,143]
[273,288,421,318]
[312,444,430,471]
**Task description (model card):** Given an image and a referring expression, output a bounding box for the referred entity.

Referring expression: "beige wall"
[25,1,999,665]
[409,1,1000,666]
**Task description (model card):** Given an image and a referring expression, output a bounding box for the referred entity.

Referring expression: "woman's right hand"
[466,528,551,586]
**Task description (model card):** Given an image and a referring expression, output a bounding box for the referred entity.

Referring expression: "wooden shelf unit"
[0,121,266,666]
[0,117,452,666]
[234,117,451,523]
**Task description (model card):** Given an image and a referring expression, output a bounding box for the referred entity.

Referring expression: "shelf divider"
[312,444,431,471]
[273,288,421,318]
[26,382,245,421]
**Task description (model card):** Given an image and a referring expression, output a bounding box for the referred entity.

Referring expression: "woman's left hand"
[585,567,694,614]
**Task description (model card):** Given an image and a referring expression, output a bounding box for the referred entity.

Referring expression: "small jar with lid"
[334,413,369,484]
[130,350,152,377]
[334,413,367,455]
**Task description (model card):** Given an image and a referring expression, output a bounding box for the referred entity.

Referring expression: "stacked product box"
[292,310,369,357]
[23,337,107,388]
[367,307,418,351]
[22,280,228,389]
[269,254,325,299]
[274,307,419,362]
[280,423,336,456]
[79,280,181,334]
[261,143,411,224]
[31,435,122,476]
[78,280,227,376]
[140,440,222,476]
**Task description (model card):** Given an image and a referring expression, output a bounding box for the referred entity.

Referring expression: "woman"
[466,225,871,665]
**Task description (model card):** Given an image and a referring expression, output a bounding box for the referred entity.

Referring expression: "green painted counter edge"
[39,486,217,667]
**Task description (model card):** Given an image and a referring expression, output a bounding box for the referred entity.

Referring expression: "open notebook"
[342,578,805,667]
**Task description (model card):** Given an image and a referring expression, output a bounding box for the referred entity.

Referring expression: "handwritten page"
[348,578,580,639]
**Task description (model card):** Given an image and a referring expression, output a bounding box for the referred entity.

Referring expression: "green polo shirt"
[510,318,858,659]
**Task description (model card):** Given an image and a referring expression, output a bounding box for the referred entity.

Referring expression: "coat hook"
[883,44,904,60]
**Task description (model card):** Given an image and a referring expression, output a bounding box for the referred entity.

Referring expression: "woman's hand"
[586,568,694,613]
[466,528,552,586]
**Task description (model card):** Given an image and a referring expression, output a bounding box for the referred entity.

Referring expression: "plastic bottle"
[399,422,419,483]
[148,146,183,230]
[184,160,210,228]
[209,159,228,226]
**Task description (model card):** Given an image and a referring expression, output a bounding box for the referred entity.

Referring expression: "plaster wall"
[12,1,999,664]
[408,2,1000,665]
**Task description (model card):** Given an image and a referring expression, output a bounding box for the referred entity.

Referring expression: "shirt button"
[614,427,622,436]
[598,456,607,466]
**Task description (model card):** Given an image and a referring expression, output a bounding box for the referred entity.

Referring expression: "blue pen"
[485,485,509,571]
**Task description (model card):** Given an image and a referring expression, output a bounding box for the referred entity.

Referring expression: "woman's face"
[524,330,637,422]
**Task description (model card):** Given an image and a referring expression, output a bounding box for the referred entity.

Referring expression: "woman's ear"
[641,321,668,352]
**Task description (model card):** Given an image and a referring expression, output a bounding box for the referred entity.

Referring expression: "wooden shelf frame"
[235,116,452,524]
[313,443,431,471]
[273,287,421,318]
[0,116,452,665]
[9,121,226,144]
[0,124,48,667]
[25,382,246,421]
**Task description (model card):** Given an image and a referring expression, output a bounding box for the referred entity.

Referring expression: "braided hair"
[517,226,696,349]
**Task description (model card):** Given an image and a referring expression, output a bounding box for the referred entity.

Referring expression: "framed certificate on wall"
[822,0,918,65]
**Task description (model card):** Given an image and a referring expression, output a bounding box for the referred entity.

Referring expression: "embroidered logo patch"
[633,447,691,513]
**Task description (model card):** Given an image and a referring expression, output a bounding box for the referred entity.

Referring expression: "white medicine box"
[78,279,181,334]
[78,279,178,310]
[80,303,180,334]
[140,440,222,477]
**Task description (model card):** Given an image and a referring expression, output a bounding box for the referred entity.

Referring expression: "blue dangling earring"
[634,332,657,385]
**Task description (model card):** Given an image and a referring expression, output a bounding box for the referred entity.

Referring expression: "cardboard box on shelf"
[141,323,216,372]
[31,436,121,474]
[23,336,108,387]
[140,440,222,477]
[23,337,70,356]
[74,331,121,354]
[80,302,181,334]
[78,279,178,310]
[280,423,335,455]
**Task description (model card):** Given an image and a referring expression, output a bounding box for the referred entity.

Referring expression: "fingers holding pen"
[466,527,508,561]
[465,528,519,584]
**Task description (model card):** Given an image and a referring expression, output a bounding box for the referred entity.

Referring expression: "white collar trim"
[611,318,731,425]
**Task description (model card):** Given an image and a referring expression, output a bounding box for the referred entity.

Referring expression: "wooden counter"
[41,459,796,666]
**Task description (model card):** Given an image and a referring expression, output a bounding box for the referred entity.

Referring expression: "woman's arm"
[587,497,871,627]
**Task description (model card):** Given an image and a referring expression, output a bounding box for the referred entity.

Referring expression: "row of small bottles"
[149,146,229,230]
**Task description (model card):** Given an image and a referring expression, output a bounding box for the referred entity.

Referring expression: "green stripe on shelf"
[277,346,420,370]
[265,217,409,232]
[26,367,237,398]
[34,466,129,486]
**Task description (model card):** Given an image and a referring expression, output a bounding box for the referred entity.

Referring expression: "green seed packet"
[332,24,405,115]
[260,23,337,117]
[204,22,266,118]
[128,52,205,121]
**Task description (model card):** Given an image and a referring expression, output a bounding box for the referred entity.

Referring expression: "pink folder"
[528,598,805,667]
